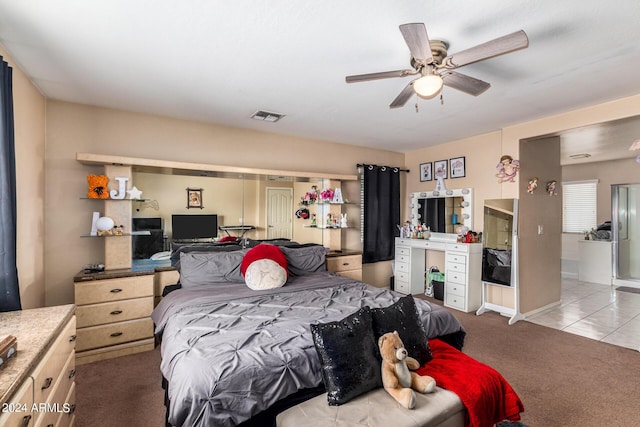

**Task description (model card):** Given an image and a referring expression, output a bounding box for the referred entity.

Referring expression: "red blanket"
[416,339,524,427]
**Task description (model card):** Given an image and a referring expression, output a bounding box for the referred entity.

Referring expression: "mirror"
[408,188,474,236]
[129,172,358,258]
[481,198,518,287]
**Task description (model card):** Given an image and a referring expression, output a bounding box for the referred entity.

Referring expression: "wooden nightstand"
[327,252,362,281]
[74,272,154,365]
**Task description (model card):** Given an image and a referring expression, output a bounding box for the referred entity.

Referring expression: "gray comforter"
[152,272,465,427]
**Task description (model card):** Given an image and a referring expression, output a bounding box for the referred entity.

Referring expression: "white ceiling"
[1,0,640,163]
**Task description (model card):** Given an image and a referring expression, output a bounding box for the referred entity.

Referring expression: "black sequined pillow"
[371,295,433,365]
[310,307,382,405]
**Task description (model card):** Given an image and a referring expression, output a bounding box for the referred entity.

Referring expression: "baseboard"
[613,278,640,289]
[76,338,155,365]
[522,300,561,318]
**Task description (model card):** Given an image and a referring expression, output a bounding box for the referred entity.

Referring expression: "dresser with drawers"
[0,305,77,427]
[394,237,482,313]
[73,271,155,365]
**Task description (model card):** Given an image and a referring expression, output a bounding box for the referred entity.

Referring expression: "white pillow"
[244,258,287,290]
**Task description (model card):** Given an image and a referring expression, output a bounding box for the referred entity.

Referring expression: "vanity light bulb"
[446,190,454,196]
[432,191,440,197]
[461,201,469,207]
[420,192,427,197]
[410,214,415,219]
[462,214,470,219]
[461,188,470,194]
[409,203,415,209]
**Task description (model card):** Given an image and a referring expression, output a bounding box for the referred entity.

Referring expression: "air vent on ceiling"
[251,110,285,122]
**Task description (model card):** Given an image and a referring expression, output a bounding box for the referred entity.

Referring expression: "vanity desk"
[402,188,481,312]
[395,236,482,313]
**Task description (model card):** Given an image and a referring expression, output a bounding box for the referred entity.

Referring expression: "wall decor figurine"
[109,176,129,199]
[546,180,558,196]
[495,155,520,183]
[87,174,109,199]
[527,177,539,194]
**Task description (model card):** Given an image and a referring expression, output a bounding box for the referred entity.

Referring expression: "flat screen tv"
[171,214,218,241]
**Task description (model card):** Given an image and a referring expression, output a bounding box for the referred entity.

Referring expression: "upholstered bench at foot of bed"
[276,386,465,427]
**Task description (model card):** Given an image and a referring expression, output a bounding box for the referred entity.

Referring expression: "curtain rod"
[356,163,410,173]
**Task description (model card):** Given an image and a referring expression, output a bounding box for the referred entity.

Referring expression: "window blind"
[562,180,597,233]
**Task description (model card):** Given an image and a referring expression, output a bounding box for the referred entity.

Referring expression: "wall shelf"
[81,231,151,238]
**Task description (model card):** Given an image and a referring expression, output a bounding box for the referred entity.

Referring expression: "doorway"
[266,188,293,239]
[612,183,640,287]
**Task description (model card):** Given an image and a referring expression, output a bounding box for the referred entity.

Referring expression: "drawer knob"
[41,377,53,390]
[110,288,123,293]
[342,262,350,266]
[69,334,77,342]
[21,415,32,427]
[68,369,76,379]
[110,310,123,315]
[110,332,123,337]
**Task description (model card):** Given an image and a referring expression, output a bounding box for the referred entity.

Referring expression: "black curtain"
[0,55,21,312]
[362,165,400,263]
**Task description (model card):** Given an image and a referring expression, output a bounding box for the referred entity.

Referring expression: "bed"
[151,244,466,427]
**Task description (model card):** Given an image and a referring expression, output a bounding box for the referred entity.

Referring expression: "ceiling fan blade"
[389,81,417,109]
[442,30,529,69]
[442,71,491,96]
[399,23,434,64]
[345,69,411,83]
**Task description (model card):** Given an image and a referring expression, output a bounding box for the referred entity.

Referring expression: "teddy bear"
[378,331,436,409]
[87,174,110,199]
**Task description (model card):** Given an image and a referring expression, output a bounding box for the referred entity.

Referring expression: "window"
[562,180,597,233]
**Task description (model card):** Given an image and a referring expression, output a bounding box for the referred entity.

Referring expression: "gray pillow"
[179,250,247,287]
[171,243,243,271]
[280,245,328,276]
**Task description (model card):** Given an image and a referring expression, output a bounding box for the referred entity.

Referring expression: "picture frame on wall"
[434,160,448,179]
[419,162,432,182]
[187,187,204,209]
[449,156,466,178]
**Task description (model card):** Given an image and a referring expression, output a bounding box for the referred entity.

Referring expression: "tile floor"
[526,277,640,351]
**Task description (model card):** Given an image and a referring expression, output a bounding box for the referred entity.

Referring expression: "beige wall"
[518,136,562,313]
[1,44,46,309]
[561,157,638,273]
[563,157,638,225]
[44,101,404,305]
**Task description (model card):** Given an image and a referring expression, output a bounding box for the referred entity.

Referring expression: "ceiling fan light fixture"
[413,74,443,99]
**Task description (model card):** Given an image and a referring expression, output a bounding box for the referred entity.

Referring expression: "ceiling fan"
[345,23,529,108]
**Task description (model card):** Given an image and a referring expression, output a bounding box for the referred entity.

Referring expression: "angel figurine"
[527,177,539,194]
[496,155,520,183]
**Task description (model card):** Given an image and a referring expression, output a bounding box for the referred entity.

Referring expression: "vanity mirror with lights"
[408,188,474,238]
[396,188,482,313]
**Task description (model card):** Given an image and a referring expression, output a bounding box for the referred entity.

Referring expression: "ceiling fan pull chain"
[415,102,419,113]
[440,94,444,105]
